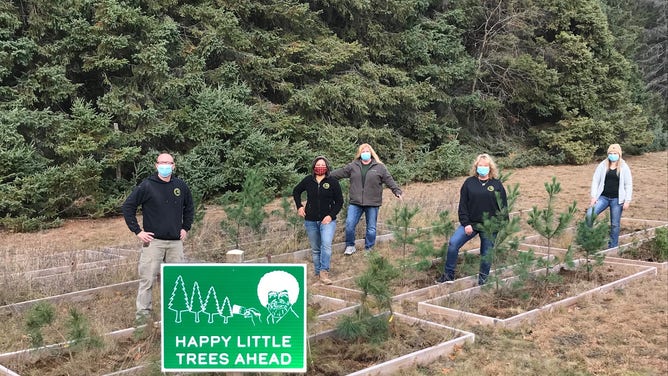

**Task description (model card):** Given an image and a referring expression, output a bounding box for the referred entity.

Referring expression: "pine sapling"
[575,212,609,281]
[527,177,577,277]
[272,194,306,251]
[429,210,455,265]
[25,302,56,348]
[66,307,104,350]
[219,168,270,249]
[412,210,455,276]
[336,253,399,343]
[655,227,668,261]
[479,183,522,294]
[386,204,422,284]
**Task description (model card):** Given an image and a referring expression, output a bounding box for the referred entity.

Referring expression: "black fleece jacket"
[458,176,507,227]
[122,174,194,240]
[292,175,343,221]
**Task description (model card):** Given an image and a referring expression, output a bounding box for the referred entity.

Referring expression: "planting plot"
[0,261,138,305]
[304,314,472,376]
[521,218,668,250]
[615,240,668,263]
[601,228,668,272]
[0,248,134,275]
[1,325,160,376]
[418,260,657,328]
[0,288,139,353]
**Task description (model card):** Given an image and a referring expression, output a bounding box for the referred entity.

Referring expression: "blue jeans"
[345,204,379,250]
[587,196,623,248]
[443,225,495,285]
[304,220,336,275]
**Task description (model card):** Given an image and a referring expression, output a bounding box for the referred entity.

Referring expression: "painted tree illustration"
[219,296,233,324]
[168,275,190,323]
[190,282,205,323]
[203,286,220,324]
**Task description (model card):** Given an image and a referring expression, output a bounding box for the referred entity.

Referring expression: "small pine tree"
[404,210,454,282]
[479,183,522,293]
[219,168,270,249]
[386,204,422,284]
[25,303,102,351]
[336,253,399,343]
[66,308,104,350]
[272,193,306,251]
[427,210,455,266]
[527,177,577,277]
[575,212,609,281]
[25,302,56,348]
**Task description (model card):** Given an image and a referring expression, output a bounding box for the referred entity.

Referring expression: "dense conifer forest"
[1,0,666,230]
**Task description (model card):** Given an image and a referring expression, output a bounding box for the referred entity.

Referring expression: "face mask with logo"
[360,152,371,161]
[313,166,328,176]
[476,166,490,176]
[157,164,173,178]
[608,153,619,162]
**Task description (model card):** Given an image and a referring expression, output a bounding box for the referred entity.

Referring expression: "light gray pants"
[136,239,183,319]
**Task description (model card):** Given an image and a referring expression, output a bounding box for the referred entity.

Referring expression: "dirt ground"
[1,150,666,375]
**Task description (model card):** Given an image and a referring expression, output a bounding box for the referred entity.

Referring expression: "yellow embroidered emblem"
[323,183,330,189]
[174,188,181,196]
[487,186,494,192]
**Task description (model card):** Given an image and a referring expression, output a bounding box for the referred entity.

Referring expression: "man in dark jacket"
[122,153,194,322]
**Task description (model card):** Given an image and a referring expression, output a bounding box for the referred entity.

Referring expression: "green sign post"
[161,263,306,372]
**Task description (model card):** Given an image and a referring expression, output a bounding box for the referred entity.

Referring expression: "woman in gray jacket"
[330,143,403,255]
[587,143,633,248]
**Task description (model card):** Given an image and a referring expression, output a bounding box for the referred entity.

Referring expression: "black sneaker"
[436,275,454,284]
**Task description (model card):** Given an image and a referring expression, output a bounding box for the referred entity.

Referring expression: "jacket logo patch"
[487,186,495,192]
[174,188,181,196]
[323,183,330,189]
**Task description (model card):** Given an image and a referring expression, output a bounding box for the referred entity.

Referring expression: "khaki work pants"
[136,239,183,319]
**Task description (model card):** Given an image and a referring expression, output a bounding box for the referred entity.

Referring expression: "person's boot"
[320,270,332,285]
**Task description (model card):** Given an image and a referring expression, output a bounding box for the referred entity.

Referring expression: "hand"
[396,194,403,202]
[464,225,473,235]
[243,307,261,319]
[321,215,332,225]
[137,230,154,243]
[623,202,630,210]
[297,207,306,217]
[180,229,188,240]
[590,198,597,207]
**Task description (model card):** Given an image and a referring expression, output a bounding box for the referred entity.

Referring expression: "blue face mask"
[608,153,619,162]
[360,152,371,161]
[157,164,173,177]
[476,166,490,176]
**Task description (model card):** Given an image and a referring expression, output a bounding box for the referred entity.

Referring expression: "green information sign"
[160,263,306,372]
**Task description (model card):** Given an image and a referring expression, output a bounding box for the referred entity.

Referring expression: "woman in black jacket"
[293,156,343,285]
[437,153,507,285]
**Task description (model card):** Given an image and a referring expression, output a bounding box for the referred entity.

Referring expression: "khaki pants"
[136,239,183,319]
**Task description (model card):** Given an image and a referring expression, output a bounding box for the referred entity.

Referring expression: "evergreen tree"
[575,212,609,281]
[527,177,577,278]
